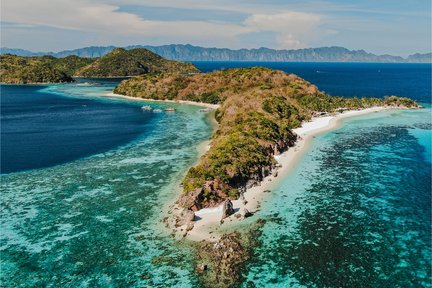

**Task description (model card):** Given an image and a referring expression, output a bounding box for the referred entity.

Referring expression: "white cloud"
[244,12,322,49]
[1,0,325,49]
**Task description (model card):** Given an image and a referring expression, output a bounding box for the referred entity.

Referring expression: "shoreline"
[104,92,221,109]
[183,106,389,242]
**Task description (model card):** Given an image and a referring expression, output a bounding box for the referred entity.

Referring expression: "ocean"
[1,63,431,287]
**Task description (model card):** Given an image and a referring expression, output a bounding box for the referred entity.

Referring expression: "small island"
[0,48,199,84]
[114,66,418,227]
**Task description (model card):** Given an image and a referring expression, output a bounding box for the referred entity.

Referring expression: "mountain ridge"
[1,45,430,63]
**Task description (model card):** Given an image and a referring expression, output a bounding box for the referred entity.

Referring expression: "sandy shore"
[185,106,388,241]
[104,92,220,109]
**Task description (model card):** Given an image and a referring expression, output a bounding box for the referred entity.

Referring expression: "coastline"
[104,92,220,109]
[183,106,389,242]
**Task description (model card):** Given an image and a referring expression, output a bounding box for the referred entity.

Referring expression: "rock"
[239,192,248,205]
[245,179,257,189]
[243,208,252,218]
[196,264,207,273]
[234,213,241,219]
[175,208,195,227]
[221,199,235,220]
[186,222,194,231]
[272,170,278,177]
[177,188,205,211]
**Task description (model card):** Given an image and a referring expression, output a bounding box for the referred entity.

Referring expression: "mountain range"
[1,45,430,63]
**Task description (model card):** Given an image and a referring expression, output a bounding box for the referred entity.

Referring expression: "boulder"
[243,208,252,218]
[239,192,248,205]
[221,199,235,220]
[175,208,195,227]
[177,188,205,211]
[196,264,207,273]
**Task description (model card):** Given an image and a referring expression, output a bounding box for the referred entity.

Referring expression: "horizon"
[1,43,431,58]
[1,0,431,57]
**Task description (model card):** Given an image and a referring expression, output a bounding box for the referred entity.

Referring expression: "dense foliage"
[75,48,199,77]
[114,67,418,208]
[0,54,93,83]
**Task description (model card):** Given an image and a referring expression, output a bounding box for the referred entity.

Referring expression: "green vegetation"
[75,48,199,77]
[1,48,198,83]
[0,54,93,83]
[114,66,418,208]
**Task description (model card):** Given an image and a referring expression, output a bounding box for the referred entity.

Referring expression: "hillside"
[2,45,430,63]
[74,48,200,77]
[0,54,93,84]
[114,67,418,210]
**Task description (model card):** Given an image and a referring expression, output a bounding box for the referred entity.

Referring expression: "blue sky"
[1,0,430,56]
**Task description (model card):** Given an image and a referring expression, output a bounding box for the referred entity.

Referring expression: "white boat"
[141,105,152,111]
[153,109,162,113]
[164,107,176,112]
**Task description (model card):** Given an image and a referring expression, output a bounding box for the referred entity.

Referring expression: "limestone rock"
[239,192,248,205]
[186,222,194,231]
[196,264,207,273]
[175,208,195,227]
[221,199,235,220]
[243,208,252,218]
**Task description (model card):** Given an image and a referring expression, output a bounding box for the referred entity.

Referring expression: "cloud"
[1,0,324,49]
[2,0,252,41]
[244,12,322,49]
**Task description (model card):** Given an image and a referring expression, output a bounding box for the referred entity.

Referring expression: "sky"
[1,0,431,56]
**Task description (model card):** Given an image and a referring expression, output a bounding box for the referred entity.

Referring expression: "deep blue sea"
[1,63,431,287]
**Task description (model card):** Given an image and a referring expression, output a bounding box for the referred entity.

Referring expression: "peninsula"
[113,67,418,236]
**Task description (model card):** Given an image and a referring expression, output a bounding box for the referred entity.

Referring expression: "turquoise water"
[241,107,431,287]
[1,83,213,286]
[1,63,431,287]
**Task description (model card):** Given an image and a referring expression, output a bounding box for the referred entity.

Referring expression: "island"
[0,48,199,84]
[74,48,199,77]
[0,54,93,84]
[113,67,418,220]
[112,67,418,285]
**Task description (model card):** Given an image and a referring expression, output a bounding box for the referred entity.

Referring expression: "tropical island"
[0,47,422,287]
[0,48,199,84]
[113,66,418,233]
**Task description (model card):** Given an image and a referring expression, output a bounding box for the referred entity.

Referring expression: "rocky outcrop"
[221,200,235,220]
[165,206,196,237]
[195,232,250,287]
[243,208,252,218]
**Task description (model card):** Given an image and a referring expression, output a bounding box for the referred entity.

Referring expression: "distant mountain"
[74,48,199,77]
[1,45,430,63]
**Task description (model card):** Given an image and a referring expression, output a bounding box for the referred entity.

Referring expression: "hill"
[2,45,430,63]
[114,67,418,209]
[0,54,93,84]
[0,48,200,83]
[74,48,199,77]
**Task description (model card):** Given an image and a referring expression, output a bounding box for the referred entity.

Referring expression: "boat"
[199,108,211,112]
[153,109,163,113]
[141,105,152,111]
[164,107,176,112]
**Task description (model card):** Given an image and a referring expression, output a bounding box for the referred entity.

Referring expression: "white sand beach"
[185,106,387,242]
[104,92,221,109]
